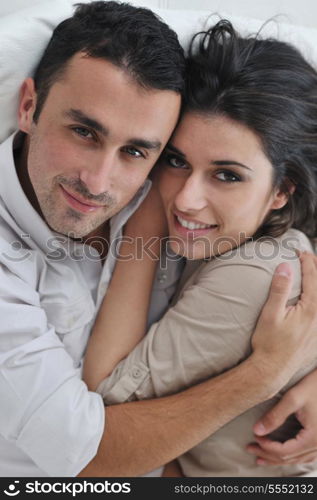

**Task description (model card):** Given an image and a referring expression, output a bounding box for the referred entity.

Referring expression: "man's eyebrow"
[129,138,161,151]
[64,109,161,151]
[165,143,186,157]
[64,109,108,136]
[212,160,253,171]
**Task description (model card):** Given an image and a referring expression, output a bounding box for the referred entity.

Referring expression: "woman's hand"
[247,368,317,466]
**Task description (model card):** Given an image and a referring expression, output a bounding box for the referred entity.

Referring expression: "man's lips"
[59,185,104,213]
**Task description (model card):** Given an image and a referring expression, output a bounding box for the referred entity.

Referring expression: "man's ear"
[271,180,296,210]
[18,78,37,133]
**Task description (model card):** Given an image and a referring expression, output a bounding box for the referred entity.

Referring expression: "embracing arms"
[80,258,317,476]
[81,187,317,476]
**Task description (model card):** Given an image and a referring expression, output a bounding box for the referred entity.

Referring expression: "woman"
[84,21,317,476]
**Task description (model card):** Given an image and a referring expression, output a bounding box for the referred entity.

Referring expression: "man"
[0,1,316,477]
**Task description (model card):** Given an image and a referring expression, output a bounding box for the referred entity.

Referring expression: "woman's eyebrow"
[165,146,253,171]
[212,160,253,171]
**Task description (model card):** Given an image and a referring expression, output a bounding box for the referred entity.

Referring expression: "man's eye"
[72,127,94,139]
[166,155,187,169]
[122,146,145,158]
[215,170,241,183]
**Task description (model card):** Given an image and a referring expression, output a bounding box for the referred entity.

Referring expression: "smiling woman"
[159,113,287,260]
[83,19,317,477]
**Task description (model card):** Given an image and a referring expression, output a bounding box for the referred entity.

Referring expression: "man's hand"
[246,251,317,466]
[250,252,317,390]
[247,368,317,466]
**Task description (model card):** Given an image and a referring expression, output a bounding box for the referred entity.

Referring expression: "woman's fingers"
[246,441,317,465]
[254,433,314,459]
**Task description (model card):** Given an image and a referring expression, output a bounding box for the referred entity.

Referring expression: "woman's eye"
[122,146,144,158]
[73,127,94,139]
[166,155,187,169]
[215,171,241,183]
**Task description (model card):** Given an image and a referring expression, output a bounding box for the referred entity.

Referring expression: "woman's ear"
[271,180,295,210]
[18,78,37,134]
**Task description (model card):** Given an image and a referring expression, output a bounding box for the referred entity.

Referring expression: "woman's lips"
[173,214,218,237]
[59,185,103,213]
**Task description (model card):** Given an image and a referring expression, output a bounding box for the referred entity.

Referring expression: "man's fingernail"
[254,423,266,435]
[275,262,291,278]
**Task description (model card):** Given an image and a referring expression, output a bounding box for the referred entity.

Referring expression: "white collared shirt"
[0,134,183,477]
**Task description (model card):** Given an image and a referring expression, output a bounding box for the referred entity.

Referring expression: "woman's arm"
[96,248,317,407]
[83,185,167,391]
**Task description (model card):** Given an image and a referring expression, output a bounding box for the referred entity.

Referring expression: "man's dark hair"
[33,1,185,121]
[184,20,317,239]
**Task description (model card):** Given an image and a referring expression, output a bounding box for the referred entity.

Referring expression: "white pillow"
[1,0,317,143]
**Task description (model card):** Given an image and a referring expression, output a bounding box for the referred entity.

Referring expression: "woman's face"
[159,113,288,259]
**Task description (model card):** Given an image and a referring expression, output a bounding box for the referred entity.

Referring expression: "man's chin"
[43,206,113,241]
[45,220,101,241]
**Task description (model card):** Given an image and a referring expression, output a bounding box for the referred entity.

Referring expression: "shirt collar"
[0,132,152,257]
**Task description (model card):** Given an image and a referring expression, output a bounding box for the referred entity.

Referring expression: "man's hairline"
[33,51,182,123]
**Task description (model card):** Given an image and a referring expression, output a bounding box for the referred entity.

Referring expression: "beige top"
[97,228,317,477]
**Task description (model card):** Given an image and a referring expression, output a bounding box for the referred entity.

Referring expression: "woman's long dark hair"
[184,20,317,238]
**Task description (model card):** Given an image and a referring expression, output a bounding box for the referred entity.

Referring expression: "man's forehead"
[38,52,181,147]
[59,52,181,103]
[59,52,137,88]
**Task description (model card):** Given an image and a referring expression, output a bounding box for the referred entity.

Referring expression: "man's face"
[18,53,181,238]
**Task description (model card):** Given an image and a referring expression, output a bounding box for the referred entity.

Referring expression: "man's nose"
[174,175,208,213]
[79,150,116,196]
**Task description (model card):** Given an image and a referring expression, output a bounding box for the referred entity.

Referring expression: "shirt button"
[132,368,142,379]
[157,272,167,284]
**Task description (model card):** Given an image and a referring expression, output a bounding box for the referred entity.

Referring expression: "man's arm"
[79,254,317,477]
[0,254,104,477]
[79,355,278,477]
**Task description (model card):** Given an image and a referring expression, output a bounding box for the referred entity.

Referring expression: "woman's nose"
[174,175,208,213]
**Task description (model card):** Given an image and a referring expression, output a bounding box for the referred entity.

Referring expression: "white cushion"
[1,0,317,143]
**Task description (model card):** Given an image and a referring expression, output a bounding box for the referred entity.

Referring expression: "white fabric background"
[0,0,317,144]
[0,0,316,29]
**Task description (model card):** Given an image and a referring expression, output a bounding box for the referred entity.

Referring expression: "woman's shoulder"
[209,228,312,268]
[194,229,313,298]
